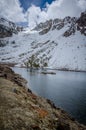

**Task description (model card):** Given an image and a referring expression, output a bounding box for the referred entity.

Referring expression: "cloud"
[1,0,85,27]
[0,0,26,22]
[46,0,81,19]
[27,0,86,29]
[26,5,47,28]
[78,0,86,10]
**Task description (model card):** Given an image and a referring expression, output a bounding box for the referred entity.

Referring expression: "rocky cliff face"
[0,64,86,130]
[0,18,23,38]
[76,11,86,36]
[0,18,17,38]
[34,11,86,37]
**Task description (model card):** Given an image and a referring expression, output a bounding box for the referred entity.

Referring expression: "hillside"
[0,17,23,38]
[0,12,86,71]
[0,64,86,130]
[0,18,17,38]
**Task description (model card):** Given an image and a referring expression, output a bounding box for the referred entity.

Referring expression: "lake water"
[12,67,86,125]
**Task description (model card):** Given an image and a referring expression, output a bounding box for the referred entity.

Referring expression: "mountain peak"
[34,11,86,37]
[0,18,23,38]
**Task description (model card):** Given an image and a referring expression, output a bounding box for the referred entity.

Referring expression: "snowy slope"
[0,13,86,71]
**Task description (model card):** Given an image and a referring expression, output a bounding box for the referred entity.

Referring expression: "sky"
[0,0,86,28]
[19,0,55,11]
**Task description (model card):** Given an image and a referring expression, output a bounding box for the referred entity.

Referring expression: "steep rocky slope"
[34,11,86,36]
[76,11,86,36]
[0,64,86,130]
[0,12,86,71]
[0,18,17,38]
[0,18,23,38]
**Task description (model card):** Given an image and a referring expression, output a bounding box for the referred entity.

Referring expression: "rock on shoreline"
[0,64,86,130]
[0,64,27,87]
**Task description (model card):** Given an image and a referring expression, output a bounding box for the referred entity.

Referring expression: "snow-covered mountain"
[0,18,23,38]
[0,12,86,71]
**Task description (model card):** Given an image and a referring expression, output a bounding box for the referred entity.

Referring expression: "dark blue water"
[12,67,86,125]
